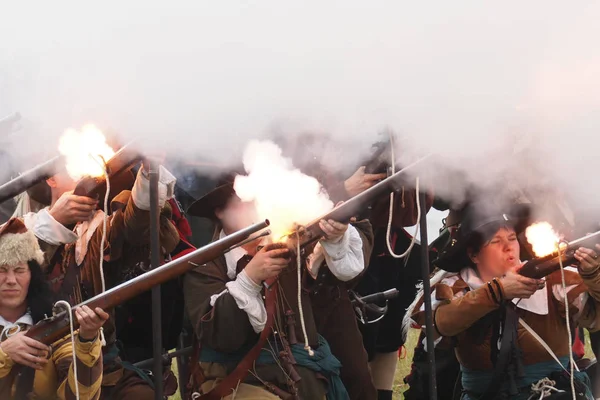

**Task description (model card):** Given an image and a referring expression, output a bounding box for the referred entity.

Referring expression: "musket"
[519,230,600,279]
[0,141,141,204]
[352,289,399,305]
[73,141,142,198]
[25,220,270,346]
[285,154,433,250]
[133,346,194,369]
[0,112,21,136]
[0,156,64,204]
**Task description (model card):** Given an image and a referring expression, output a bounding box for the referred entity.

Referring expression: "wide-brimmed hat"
[0,218,44,266]
[186,173,238,219]
[433,203,532,273]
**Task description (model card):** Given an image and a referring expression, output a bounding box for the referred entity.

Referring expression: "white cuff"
[131,166,177,211]
[318,225,365,282]
[225,270,267,333]
[320,227,351,261]
[23,209,78,246]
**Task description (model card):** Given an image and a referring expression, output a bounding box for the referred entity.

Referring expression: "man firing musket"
[182,138,432,399]
[274,132,435,400]
[4,125,182,400]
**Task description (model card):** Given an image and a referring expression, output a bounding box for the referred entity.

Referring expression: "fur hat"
[0,218,44,266]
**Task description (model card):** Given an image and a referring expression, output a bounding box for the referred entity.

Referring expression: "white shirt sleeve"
[209,270,267,333]
[23,209,78,246]
[307,225,365,282]
[131,166,177,211]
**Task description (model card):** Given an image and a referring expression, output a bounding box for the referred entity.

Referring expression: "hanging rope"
[527,377,563,400]
[296,232,313,356]
[54,300,80,400]
[92,155,111,347]
[557,240,576,400]
[385,132,420,259]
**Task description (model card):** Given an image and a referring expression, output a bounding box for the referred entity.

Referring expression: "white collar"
[460,267,549,315]
[0,312,33,338]
[221,230,248,280]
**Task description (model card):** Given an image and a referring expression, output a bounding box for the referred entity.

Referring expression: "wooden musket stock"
[519,230,600,279]
[73,141,142,199]
[26,220,270,345]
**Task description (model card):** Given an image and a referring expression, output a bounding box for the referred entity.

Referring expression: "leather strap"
[186,331,206,398]
[518,318,577,373]
[479,304,520,400]
[194,280,279,400]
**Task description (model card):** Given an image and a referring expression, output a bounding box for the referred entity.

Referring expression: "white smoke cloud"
[234,140,333,240]
[1,1,600,229]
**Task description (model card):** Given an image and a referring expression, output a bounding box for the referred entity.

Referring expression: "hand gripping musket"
[73,140,142,198]
[284,154,433,250]
[25,220,270,346]
[519,230,600,279]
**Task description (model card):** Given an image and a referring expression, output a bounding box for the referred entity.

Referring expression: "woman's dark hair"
[26,260,54,323]
[15,260,56,398]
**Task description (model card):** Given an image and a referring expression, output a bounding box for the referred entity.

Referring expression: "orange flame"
[525,222,561,257]
[234,140,334,241]
[58,124,115,180]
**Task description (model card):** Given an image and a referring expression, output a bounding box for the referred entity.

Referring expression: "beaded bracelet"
[492,278,504,303]
[487,281,500,305]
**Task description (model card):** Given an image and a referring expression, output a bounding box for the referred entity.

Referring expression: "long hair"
[14,260,55,399]
[26,260,54,323]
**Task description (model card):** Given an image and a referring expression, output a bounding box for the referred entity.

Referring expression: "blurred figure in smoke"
[275,132,433,400]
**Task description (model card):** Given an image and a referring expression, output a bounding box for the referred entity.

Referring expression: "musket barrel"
[0,112,21,134]
[287,153,433,248]
[73,141,142,198]
[0,156,63,204]
[353,289,399,304]
[81,219,269,310]
[0,140,140,204]
[567,230,600,249]
[27,220,270,345]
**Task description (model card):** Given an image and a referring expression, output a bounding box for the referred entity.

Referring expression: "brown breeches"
[100,370,155,400]
[313,291,377,400]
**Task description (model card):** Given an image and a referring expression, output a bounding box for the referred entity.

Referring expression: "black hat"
[433,203,532,273]
[186,174,238,219]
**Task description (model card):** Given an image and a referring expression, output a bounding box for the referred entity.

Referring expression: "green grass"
[168,329,594,400]
[393,329,420,399]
